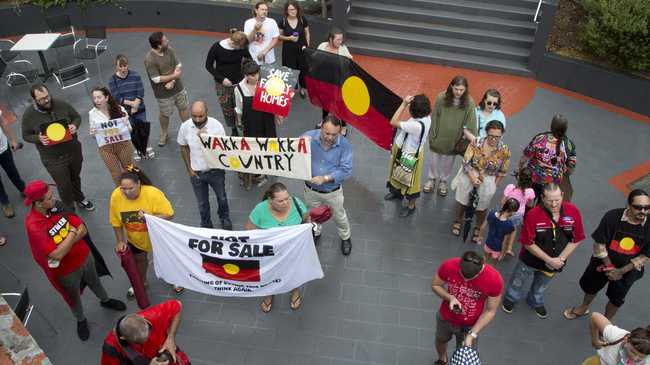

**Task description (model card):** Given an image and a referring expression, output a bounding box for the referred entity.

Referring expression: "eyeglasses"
[486,135,502,140]
[35,96,50,103]
[631,204,650,211]
[486,101,499,106]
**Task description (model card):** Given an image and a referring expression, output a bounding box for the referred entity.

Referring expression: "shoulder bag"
[391,120,425,187]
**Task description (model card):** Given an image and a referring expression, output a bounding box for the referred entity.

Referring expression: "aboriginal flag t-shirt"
[592,208,650,268]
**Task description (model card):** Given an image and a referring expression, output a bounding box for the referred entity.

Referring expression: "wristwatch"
[468,331,478,339]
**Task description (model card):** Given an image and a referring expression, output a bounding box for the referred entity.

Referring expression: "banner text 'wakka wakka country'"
[146,215,324,297]
[198,135,312,180]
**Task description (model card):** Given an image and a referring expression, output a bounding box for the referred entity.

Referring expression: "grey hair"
[118,314,150,344]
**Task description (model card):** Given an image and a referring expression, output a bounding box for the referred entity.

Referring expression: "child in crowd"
[500,167,536,256]
[479,198,519,263]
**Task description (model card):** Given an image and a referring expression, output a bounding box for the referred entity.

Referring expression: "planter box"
[0,0,331,41]
[537,52,649,117]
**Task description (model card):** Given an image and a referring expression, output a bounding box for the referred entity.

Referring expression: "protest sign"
[252,64,299,117]
[199,134,312,180]
[146,215,324,297]
[95,117,131,147]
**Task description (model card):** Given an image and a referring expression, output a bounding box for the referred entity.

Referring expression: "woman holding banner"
[110,166,182,296]
[245,182,310,313]
[89,87,135,186]
[235,59,282,190]
[385,94,432,217]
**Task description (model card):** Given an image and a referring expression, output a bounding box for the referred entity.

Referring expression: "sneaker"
[221,218,233,230]
[77,199,95,211]
[100,298,127,311]
[146,147,155,158]
[133,152,142,161]
[438,181,448,197]
[383,192,400,201]
[77,319,89,341]
[423,179,435,193]
[340,238,352,256]
[126,287,135,298]
[2,204,15,218]
[502,299,515,314]
[534,306,548,319]
[256,176,268,188]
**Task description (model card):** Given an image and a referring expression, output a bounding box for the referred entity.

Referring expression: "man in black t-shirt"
[563,189,650,320]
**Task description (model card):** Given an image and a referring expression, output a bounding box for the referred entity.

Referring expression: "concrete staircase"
[346,0,540,76]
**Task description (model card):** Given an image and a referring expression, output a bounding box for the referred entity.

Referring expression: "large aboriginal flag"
[304,48,402,150]
[201,254,260,282]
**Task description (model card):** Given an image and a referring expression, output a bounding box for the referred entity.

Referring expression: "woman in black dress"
[279,0,310,98]
[235,59,283,190]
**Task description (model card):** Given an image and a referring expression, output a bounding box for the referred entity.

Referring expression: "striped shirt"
[108,70,147,121]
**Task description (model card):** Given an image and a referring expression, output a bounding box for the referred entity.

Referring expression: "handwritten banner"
[146,215,324,297]
[95,117,131,147]
[252,65,299,117]
[199,134,311,180]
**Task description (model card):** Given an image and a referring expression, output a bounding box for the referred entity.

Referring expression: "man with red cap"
[24,180,126,341]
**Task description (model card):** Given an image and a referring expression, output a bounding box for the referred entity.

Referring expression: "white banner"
[95,117,131,147]
[146,215,324,297]
[198,134,312,181]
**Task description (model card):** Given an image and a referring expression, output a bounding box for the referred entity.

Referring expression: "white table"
[11,33,61,81]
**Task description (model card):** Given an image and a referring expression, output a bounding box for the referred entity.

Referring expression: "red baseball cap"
[23,180,50,206]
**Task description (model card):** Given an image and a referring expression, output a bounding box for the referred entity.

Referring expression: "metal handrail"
[534,0,543,23]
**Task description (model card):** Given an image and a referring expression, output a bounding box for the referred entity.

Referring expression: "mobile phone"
[452,304,462,314]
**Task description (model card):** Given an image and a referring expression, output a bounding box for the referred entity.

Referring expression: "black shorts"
[579,256,644,307]
[128,242,147,255]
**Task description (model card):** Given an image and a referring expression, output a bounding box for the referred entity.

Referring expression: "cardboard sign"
[252,65,299,117]
[95,117,131,147]
[40,120,72,145]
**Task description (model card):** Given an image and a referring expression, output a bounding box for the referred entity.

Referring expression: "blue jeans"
[190,169,229,228]
[0,148,25,205]
[505,260,554,307]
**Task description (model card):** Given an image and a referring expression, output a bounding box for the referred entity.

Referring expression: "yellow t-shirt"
[109,185,174,252]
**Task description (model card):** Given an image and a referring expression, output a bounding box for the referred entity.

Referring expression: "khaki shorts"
[157,89,188,117]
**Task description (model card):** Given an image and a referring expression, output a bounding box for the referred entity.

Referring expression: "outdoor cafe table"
[0,296,52,365]
[10,33,61,81]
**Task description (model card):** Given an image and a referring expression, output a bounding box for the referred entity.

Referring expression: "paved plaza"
[0,30,649,364]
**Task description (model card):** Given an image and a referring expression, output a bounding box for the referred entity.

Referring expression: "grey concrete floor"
[0,31,649,365]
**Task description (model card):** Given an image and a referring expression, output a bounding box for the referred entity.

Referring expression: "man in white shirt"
[178,101,232,230]
[244,1,280,64]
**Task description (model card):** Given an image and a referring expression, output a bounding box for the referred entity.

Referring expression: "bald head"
[190,100,208,126]
[118,314,150,344]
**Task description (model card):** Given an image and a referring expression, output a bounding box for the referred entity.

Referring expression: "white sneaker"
[133,152,142,161]
[423,179,435,193]
[146,147,155,158]
[126,287,135,298]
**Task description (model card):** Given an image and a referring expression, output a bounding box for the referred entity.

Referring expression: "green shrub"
[581,0,650,71]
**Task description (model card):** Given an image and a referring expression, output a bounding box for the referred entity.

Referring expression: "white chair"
[74,25,110,81]
[53,62,90,90]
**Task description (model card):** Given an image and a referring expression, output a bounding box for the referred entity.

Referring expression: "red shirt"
[519,202,585,271]
[438,258,503,327]
[101,300,183,365]
[25,208,89,277]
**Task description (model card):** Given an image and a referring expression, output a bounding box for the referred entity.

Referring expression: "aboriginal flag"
[304,48,402,150]
[40,119,72,145]
[201,254,260,282]
[609,231,642,256]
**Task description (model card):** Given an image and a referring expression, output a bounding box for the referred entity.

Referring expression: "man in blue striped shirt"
[301,115,354,255]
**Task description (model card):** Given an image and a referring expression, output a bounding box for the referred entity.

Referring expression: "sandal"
[471,228,481,244]
[563,307,590,320]
[451,222,461,236]
[0,236,6,247]
[260,297,273,313]
[290,291,302,311]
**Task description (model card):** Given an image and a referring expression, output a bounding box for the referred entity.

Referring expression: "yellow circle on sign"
[341,76,370,116]
[266,76,286,97]
[619,237,635,250]
[228,156,241,169]
[223,263,240,275]
[47,123,67,141]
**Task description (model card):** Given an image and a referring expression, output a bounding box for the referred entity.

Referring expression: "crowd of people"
[0,1,647,364]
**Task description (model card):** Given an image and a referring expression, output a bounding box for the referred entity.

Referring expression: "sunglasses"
[631,204,650,211]
[486,101,499,106]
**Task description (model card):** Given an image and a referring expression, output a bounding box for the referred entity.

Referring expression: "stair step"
[480,0,540,9]
[368,0,537,22]
[348,39,533,77]
[349,14,534,48]
[351,1,537,35]
[348,26,530,62]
